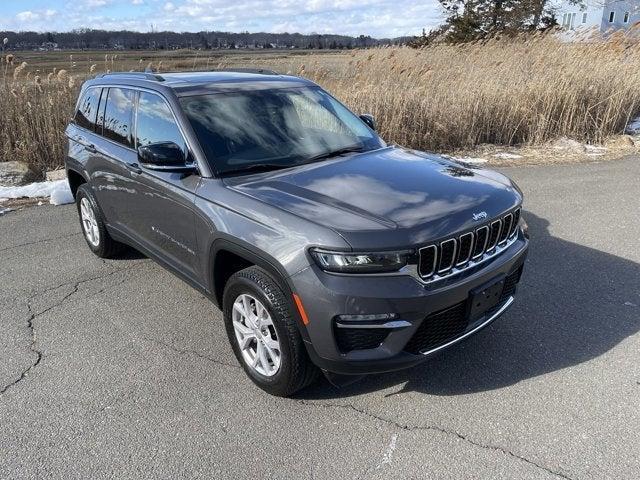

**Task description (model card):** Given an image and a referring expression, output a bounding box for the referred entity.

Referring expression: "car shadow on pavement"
[299,210,640,399]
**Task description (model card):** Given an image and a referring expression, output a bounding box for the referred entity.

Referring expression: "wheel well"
[213,249,253,307]
[67,170,86,199]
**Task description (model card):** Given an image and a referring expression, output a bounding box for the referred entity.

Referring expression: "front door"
[118,90,201,282]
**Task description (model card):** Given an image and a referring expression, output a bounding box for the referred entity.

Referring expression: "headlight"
[310,248,413,273]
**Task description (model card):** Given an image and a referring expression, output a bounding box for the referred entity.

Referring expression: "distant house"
[556,0,640,34]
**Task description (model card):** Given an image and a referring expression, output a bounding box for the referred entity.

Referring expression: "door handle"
[126,162,142,174]
[85,143,98,154]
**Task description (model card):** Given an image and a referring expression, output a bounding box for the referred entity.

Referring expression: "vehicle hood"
[224,147,522,249]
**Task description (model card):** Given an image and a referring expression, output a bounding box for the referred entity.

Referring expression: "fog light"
[337,313,397,321]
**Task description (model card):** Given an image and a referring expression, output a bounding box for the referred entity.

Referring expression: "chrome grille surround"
[417,207,521,284]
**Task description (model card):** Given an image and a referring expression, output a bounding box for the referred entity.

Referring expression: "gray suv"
[65,70,529,396]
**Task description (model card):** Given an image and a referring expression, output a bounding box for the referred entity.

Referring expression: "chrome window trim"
[456,231,474,266]
[437,238,457,273]
[84,83,203,176]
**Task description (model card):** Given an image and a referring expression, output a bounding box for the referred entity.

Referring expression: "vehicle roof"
[85,70,317,96]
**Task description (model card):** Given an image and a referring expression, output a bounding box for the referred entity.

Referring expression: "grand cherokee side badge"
[472,211,488,221]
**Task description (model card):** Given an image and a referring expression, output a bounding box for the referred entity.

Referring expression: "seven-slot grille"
[418,208,521,280]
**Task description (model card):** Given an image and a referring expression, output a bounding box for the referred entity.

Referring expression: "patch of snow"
[585,145,607,153]
[0,179,74,206]
[50,183,75,205]
[0,207,12,216]
[624,301,638,307]
[551,137,584,152]
[492,152,523,159]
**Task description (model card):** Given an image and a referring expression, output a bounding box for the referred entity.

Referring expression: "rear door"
[90,86,139,227]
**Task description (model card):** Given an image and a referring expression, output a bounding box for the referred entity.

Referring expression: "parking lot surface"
[1,157,639,479]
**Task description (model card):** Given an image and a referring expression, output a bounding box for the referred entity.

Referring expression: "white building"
[556,0,640,34]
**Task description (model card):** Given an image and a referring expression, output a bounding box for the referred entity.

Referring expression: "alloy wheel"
[80,197,100,247]
[232,293,282,376]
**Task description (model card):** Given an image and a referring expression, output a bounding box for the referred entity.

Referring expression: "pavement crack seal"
[296,400,573,480]
[142,337,241,370]
[0,263,146,396]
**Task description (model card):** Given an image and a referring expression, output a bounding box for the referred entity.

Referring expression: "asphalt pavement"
[1,156,639,479]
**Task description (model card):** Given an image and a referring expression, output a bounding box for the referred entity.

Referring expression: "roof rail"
[96,72,165,82]
[217,68,279,75]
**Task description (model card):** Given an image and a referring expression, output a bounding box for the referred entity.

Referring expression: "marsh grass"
[1,31,639,176]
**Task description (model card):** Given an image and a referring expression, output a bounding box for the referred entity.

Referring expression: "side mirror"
[359,114,377,131]
[137,142,193,171]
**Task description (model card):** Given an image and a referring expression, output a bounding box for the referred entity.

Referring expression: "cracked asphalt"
[1,156,639,479]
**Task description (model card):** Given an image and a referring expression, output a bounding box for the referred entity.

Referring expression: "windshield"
[179,87,384,175]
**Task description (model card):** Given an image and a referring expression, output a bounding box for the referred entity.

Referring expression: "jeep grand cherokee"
[65,70,529,396]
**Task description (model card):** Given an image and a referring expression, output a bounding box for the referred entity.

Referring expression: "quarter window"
[101,87,135,147]
[136,92,187,154]
[623,12,629,23]
[582,12,588,24]
[74,87,102,131]
[609,11,615,23]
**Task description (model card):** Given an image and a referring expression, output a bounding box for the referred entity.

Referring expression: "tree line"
[0,29,410,51]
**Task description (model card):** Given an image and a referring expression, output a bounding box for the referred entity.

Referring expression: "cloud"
[5,0,443,37]
[15,9,58,22]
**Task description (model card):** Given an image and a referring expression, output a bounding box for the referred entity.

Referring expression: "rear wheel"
[223,266,319,396]
[76,183,124,258]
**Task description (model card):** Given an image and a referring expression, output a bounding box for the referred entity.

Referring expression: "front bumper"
[290,234,529,375]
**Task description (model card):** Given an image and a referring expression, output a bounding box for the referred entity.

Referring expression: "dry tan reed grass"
[1,32,639,176]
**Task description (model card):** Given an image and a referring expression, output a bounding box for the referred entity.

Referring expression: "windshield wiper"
[220,163,295,176]
[305,145,366,163]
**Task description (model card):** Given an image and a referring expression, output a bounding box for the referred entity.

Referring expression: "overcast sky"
[0,0,444,38]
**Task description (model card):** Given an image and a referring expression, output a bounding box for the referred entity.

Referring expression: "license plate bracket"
[467,275,506,321]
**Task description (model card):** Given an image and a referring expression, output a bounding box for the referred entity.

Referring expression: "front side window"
[74,87,102,131]
[136,92,187,154]
[179,87,384,175]
[101,87,135,147]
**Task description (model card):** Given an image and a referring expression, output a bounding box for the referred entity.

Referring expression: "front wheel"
[223,266,319,396]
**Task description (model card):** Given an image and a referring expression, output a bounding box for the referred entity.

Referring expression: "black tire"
[76,183,124,258]
[223,266,319,397]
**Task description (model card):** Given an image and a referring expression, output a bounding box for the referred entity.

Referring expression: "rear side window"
[136,92,187,154]
[74,87,102,131]
[101,87,135,148]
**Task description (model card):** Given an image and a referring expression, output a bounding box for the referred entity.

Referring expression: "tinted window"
[102,87,135,147]
[74,87,102,131]
[136,92,187,154]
